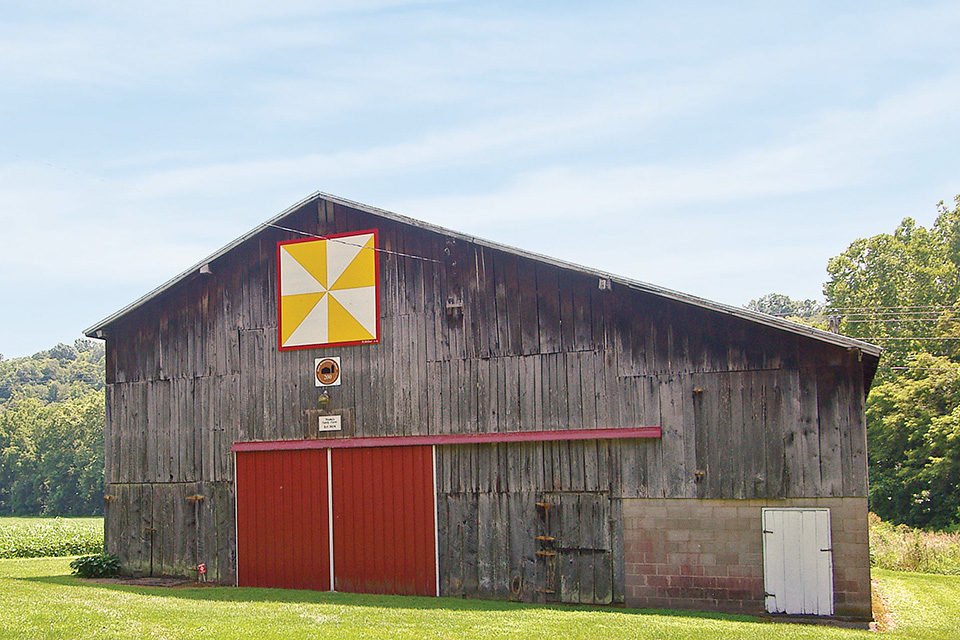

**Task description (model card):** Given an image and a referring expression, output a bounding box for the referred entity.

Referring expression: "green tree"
[0,390,104,516]
[824,195,960,529]
[745,293,828,329]
[0,339,104,408]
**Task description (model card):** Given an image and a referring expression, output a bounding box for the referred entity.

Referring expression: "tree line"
[0,340,104,516]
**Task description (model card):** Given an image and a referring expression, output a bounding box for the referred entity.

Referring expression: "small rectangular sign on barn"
[319,415,342,432]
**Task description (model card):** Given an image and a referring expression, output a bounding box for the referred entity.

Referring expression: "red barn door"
[331,445,437,596]
[235,449,331,590]
[235,444,437,596]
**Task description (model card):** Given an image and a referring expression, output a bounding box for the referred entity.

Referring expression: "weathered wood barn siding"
[92,194,877,610]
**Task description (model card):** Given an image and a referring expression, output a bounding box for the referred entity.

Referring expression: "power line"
[267,223,441,264]
[878,366,960,373]
[864,337,960,341]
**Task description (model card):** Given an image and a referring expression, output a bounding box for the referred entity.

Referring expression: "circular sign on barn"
[315,357,342,387]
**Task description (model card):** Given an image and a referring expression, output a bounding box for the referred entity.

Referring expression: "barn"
[85,192,880,620]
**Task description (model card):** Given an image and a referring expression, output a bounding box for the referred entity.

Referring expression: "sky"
[1,1,959,358]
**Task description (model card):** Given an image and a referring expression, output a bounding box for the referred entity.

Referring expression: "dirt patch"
[85,576,221,588]
[872,578,897,632]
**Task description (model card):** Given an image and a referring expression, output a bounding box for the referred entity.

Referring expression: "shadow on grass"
[16,573,764,625]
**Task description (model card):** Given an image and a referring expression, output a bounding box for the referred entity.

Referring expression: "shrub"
[870,512,960,574]
[70,553,121,578]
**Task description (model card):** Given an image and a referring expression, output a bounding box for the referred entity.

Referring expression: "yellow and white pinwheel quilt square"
[277,230,380,350]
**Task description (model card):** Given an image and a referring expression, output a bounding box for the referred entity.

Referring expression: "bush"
[70,552,120,578]
[869,512,960,574]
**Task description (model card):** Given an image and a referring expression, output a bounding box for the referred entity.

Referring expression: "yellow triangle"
[330,236,376,290]
[328,294,375,343]
[280,292,325,345]
[283,240,328,289]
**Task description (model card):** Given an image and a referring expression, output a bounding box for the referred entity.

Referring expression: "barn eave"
[83,191,882,366]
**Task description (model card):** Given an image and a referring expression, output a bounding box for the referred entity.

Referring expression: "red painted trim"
[232,427,662,452]
[277,229,381,352]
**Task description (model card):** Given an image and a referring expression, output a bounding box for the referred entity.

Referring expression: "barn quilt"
[278,231,379,349]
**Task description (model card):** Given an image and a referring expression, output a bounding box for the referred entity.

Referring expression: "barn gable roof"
[84,192,882,366]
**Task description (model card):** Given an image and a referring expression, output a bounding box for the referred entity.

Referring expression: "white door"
[762,508,834,615]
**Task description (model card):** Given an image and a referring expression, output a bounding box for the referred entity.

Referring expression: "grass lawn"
[4,558,956,640]
[871,569,960,639]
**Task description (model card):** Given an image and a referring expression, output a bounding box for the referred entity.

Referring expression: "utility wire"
[267,223,441,264]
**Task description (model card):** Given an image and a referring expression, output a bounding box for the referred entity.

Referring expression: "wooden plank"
[423,243,441,364]
[517,257,540,356]
[437,493,459,597]
[413,302,428,434]
[765,372,786,499]
[182,378,196,483]
[568,441,586,494]
[507,492,536,601]
[494,252,523,356]
[571,276,594,352]
[727,371,745,499]
[643,376,662,497]
[476,357,492,433]
[580,352,598,431]
[692,373,711,500]
[557,494,580,603]
[565,352,583,430]
[799,369,822,497]
[558,271,577,352]
[476,248,498,358]
[103,385,116,484]
[461,493,480,597]
[845,368,868,497]
[541,354,557,430]
[780,370,805,497]
[517,356,537,431]
[461,248,480,360]
[502,356,521,432]
[396,314,414,435]
[488,492,512,599]
[139,484,155,575]
[594,350,613,430]
[817,366,843,497]
[741,373,765,499]
[659,374,686,498]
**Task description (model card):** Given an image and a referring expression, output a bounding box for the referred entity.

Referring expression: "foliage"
[744,293,829,330]
[870,512,960,574]
[0,339,104,408]
[825,198,960,364]
[0,517,103,558]
[824,195,960,529]
[746,293,824,318]
[0,390,105,516]
[70,552,120,578]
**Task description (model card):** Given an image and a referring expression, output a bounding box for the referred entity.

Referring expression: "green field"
[0,557,956,640]
[0,517,103,559]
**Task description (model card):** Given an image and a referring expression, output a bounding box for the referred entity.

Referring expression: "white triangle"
[280,247,326,296]
[283,293,329,347]
[329,286,378,337]
[326,233,372,289]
